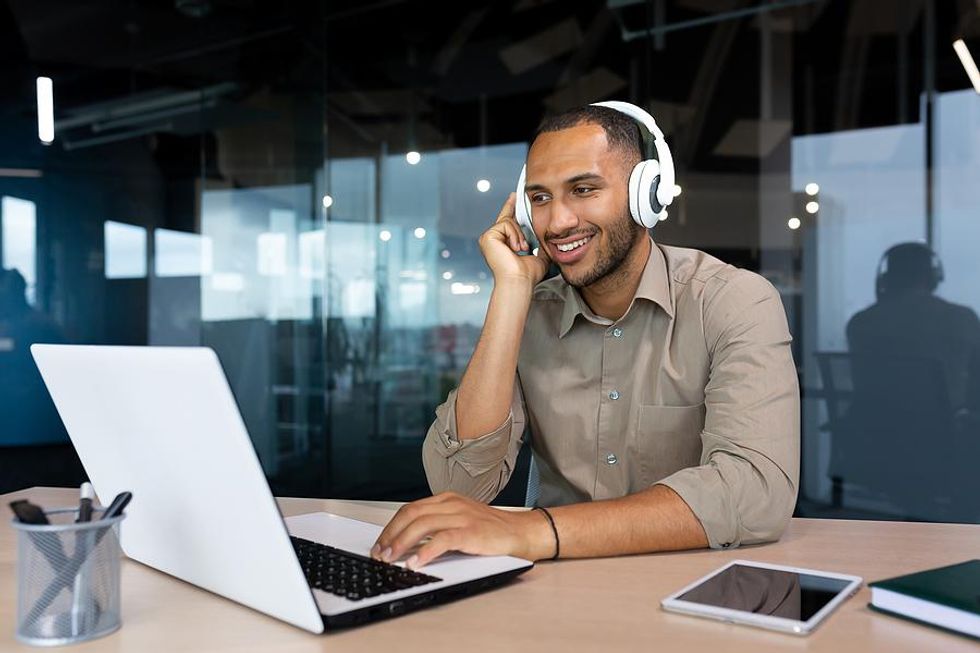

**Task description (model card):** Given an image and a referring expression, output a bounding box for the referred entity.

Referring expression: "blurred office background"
[1,0,978,522]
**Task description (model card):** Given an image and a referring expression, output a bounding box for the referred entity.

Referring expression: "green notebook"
[869,559,980,640]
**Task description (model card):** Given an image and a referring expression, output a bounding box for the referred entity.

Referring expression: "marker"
[72,483,96,633]
[76,483,94,523]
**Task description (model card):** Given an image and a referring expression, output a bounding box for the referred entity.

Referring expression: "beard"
[559,208,643,289]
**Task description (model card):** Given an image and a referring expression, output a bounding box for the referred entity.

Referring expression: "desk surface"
[2,487,978,652]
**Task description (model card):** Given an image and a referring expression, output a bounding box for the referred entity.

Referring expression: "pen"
[100,491,132,521]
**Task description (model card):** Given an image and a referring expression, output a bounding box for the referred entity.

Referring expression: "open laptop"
[30,344,532,632]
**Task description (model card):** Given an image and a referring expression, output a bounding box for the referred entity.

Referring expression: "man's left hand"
[370,492,554,570]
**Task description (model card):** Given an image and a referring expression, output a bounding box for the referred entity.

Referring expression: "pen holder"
[12,508,125,647]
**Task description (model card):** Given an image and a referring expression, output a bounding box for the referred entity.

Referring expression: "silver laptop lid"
[30,344,324,634]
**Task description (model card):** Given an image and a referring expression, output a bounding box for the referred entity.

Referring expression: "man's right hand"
[478,193,551,288]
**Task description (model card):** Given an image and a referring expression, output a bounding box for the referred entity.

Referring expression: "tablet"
[661,560,862,635]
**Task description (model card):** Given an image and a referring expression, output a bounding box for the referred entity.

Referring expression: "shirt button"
[608,390,620,400]
[606,453,618,465]
[612,327,623,338]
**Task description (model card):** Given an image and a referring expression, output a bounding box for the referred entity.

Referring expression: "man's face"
[524,123,642,289]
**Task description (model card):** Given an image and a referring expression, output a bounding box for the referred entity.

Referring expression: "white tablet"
[661,560,862,635]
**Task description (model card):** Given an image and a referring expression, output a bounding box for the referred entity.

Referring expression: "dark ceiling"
[2,0,978,175]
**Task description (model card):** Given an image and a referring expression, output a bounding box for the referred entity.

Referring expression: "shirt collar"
[556,237,674,338]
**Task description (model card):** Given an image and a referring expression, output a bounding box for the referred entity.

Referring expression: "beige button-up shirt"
[422,240,800,549]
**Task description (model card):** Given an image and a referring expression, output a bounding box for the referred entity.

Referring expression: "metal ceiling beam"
[55,82,237,132]
[609,0,821,41]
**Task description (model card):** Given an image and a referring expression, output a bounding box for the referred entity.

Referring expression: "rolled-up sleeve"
[421,377,527,503]
[657,271,800,549]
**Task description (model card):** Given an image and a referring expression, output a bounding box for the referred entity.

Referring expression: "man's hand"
[370,492,555,570]
[479,193,551,287]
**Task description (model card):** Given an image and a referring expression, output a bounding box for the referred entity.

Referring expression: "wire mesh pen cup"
[12,507,125,647]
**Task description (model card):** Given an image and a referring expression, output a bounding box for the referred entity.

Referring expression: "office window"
[104,221,148,279]
[1,196,37,304]
[154,229,213,278]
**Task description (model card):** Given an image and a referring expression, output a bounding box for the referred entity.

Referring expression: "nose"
[542,197,580,238]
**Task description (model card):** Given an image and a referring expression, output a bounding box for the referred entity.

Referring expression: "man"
[371,105,799,569]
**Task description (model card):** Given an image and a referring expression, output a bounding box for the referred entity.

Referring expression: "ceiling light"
[36,77,54,144]
[805,201,819,214]
[788,217,801,230]
[953,39,980,94]
[804,182,819,196]
[406,151,421,165]
[451,282,480,295]
[477,179,491,193]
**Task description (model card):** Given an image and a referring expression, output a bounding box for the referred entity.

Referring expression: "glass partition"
[0,0,977,521]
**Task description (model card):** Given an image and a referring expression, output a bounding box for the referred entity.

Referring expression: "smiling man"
[371,104,800,569]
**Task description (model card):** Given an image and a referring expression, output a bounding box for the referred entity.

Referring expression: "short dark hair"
[531,105,644,166]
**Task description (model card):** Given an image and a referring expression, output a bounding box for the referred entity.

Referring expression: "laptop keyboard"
[290,536,442,602]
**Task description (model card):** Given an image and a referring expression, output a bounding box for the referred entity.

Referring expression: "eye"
[572,186,595,195]
[530,192,551,204]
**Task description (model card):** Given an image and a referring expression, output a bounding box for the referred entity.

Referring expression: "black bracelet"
[534,507,560,560]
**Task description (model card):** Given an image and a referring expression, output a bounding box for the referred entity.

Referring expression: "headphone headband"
[590,100,666,142]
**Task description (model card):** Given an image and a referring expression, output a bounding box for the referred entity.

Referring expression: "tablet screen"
[676,564,852,621]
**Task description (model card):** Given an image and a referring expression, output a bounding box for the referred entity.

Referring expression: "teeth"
[556,236,591,252]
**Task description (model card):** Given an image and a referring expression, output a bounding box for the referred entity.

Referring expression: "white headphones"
[515,101,677,241]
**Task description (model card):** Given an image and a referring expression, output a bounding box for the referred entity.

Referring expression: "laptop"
[30,344,532,632]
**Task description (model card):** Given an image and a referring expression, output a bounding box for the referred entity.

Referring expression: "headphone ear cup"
[628,162,643,225]
[631,159,662,228]
[649,175,664,215]
[515,165,533,231]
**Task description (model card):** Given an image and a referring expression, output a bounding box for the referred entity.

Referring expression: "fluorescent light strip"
[36,77,54,143]
[0,168,42,178]
[953,39,980,94]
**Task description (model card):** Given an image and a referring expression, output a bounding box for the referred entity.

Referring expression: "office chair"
[816,350,964,520]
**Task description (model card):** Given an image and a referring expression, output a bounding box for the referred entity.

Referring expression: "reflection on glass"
[1,196,37,304]
[935,89,980,318]
[677,564,850,622]
[155,228,213,278]
[104,221,147,279]
[793,123,925,355]
[797,88,980,523]
[257,232,288,277]
[200,185,311,322]
[299,230,325,280]
[835,242,980,522]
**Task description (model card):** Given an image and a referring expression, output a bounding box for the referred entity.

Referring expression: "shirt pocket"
[633,403,706,487]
